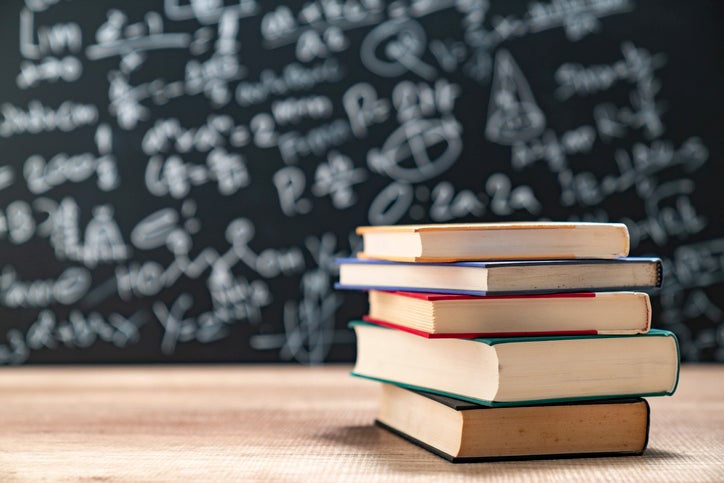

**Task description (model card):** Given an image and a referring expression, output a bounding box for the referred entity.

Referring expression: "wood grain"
[0,364,721,482]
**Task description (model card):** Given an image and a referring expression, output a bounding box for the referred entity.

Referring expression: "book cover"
[336,257,663,295]
[376,384,651,462]
[356,221,630,262]
[350,321,680,406]
[365,290,651,337]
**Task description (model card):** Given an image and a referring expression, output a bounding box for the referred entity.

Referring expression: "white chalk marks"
[485,49,545,145]
[0,0,720,363]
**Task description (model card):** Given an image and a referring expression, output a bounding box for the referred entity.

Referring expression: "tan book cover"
[366,290,652,337]
[376,384,650,462]
[356,221,630,262]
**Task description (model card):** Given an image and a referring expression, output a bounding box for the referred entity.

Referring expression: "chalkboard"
[0,0,722,364]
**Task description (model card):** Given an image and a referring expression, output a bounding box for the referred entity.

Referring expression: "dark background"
[0,0,722,364]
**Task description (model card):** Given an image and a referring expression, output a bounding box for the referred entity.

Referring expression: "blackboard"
[0,0,722,364]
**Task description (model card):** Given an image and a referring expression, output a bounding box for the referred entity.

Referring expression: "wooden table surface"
[0,364,721,482]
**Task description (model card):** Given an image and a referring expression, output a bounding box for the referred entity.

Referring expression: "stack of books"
[336,222,679,462]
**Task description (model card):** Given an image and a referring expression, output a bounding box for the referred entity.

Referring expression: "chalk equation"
[0,0,721,363]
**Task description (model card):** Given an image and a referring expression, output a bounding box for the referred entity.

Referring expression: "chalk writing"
[343,82,390,138]
[312,151,367,209]
[24,152,119,194]
[20,7,82,59]
[367,79,461,182]
[277,118,353,164]
[0,266,91,307]
[486,49,545,145]
[361,18,436,79]
[86,9,191,60]
[164,0,258,24]
[0,0,720,364]
[0,166,15,192]
[0,101,98,137]
[261,0,382,53]
[367,172,541,225]
[526,0,634,41]
[0,309,146,364]
[555,42,666,100]
[17,56,83,89]
[0,201,36,244]
[249,233,356,364]
[142,115,249,154]
[145,149,249,198]
[235,60,343,107]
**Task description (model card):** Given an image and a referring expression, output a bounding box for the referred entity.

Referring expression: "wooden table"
[0,365,721,482]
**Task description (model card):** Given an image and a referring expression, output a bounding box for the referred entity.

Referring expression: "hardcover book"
[365,290,652,337]
[337,257,663,296]
[350,321,679,406]
[356,221,630,262]
[376,384,651,462]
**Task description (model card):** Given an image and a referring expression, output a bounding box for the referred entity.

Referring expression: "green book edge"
[351,372,677,407]
[349,321,681,406]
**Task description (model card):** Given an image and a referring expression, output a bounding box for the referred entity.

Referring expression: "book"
[365,290,652,337]
[350,321,679,406]
[376,384,651,462]
[336,257,663,296]
[356,222,630,262]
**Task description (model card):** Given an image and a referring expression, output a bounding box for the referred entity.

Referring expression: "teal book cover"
[350,321,680,407]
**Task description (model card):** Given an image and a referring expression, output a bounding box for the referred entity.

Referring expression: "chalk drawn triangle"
[485,49,546,145]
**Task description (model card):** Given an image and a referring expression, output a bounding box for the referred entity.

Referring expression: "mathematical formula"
[0,0,720,363]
